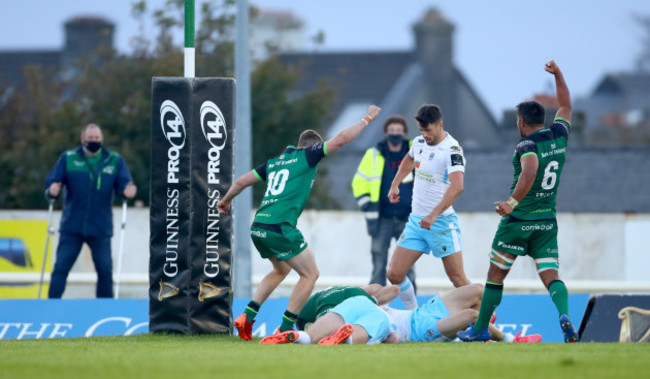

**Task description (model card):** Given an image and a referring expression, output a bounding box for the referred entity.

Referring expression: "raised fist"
[367,105,382,121]
[545,60,560,75]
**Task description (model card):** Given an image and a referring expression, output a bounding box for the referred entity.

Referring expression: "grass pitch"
[1,334,648,379]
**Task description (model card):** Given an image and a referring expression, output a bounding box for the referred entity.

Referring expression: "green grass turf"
[1,334,649,379]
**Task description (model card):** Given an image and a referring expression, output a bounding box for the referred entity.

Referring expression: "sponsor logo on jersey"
[251,229,267,238]
[415,160,421,168]
[450,145,461,152]
[415,170,435,183]
[521,224,554,231]
[429,152,435,160]
[276,250,294,259]
[497,241,525,251]
[451,154,464,166]
[541,147,566,158]
[516,140,535,149]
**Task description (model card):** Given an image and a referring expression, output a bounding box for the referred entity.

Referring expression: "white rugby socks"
[294,331,311,344]
[397,277,418,310]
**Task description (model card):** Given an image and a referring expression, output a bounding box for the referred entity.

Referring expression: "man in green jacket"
[45,123,136,298]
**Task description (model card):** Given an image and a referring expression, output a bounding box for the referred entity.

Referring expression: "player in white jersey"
[386,104,470,309]
[385,284,542,343]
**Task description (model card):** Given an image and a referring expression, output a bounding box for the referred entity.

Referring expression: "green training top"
[509,117,571,220]
[252,143,327,227]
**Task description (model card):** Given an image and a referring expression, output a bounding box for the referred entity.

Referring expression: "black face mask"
[386,134,404,146]
[83,141,102,153]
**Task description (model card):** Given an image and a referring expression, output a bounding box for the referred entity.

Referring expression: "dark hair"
[297,129,323,148]
[516,101,545,125]
[414,104,443,128]
[383,115,408,134]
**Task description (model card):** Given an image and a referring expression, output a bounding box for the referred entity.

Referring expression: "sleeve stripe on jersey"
[323,141,329,156]
[520,152,537,160]
[554,117,571,126]
[252,169,263,181]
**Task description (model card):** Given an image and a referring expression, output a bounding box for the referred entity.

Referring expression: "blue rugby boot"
[559,314,578,343]
[457,322,491,342]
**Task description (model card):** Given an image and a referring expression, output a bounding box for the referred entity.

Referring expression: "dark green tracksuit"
[45,146,133,298]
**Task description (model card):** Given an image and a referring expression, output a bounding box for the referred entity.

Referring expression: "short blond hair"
[297,129,323,148]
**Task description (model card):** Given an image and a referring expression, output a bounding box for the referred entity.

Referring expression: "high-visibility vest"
[351,142,412,235]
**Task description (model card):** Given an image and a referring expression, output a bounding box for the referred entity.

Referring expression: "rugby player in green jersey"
[260,284,400,345]
[218,105,382,340]
[458,61,579,343]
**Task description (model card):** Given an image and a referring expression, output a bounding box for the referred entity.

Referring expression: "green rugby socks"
[244,300,260,322]
[474,282,503,332]
[548,280,569,315]
[280,310,299,332]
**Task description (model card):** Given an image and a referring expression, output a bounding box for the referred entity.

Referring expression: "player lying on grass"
[260,284,400,345]
[385,283,541,343]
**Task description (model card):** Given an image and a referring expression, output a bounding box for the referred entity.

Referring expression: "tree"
[0,0,335,209]
[250,57,336,206]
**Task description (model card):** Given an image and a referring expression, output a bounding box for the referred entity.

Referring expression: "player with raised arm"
[457,60,579,343]
[386,104,470,309]
[218,105,381,340]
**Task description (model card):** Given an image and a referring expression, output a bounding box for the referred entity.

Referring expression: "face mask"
[84,141,102,153]
[386,134,404,146]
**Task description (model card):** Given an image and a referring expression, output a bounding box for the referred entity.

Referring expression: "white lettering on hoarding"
[200,101,228,280]
[159,99,185,280]
[160,100,186,184]
[85,317,148,337]
[0,323,74,339]
[200,101,227,186]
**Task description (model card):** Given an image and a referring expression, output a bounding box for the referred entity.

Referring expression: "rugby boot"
[234,313,254,341]
[513,332,542,343]
[317,324,354,345]
[259,330,298,345]
[457,322,491,342]
[559,314,578,343]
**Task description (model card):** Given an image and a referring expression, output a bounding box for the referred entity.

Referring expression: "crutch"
[38,198,55,299]
[114,201,128,299]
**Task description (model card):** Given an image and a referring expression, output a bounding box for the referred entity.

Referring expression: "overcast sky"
[1,0,649,120]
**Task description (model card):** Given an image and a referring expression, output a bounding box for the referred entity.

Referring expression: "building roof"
[592,72,650,98]
[280,51,414,114]
[456,147,650,213]
[0,50,61,87]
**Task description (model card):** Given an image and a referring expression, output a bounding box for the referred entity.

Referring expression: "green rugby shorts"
[491,216,559,271]
[250,222,308,261]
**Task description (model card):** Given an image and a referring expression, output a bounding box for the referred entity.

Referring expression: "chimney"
[412,8,454,75]
[61,17,115,71]
[412,9,458,136]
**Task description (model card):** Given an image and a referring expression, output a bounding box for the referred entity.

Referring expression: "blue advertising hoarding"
[0,294,589,342]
